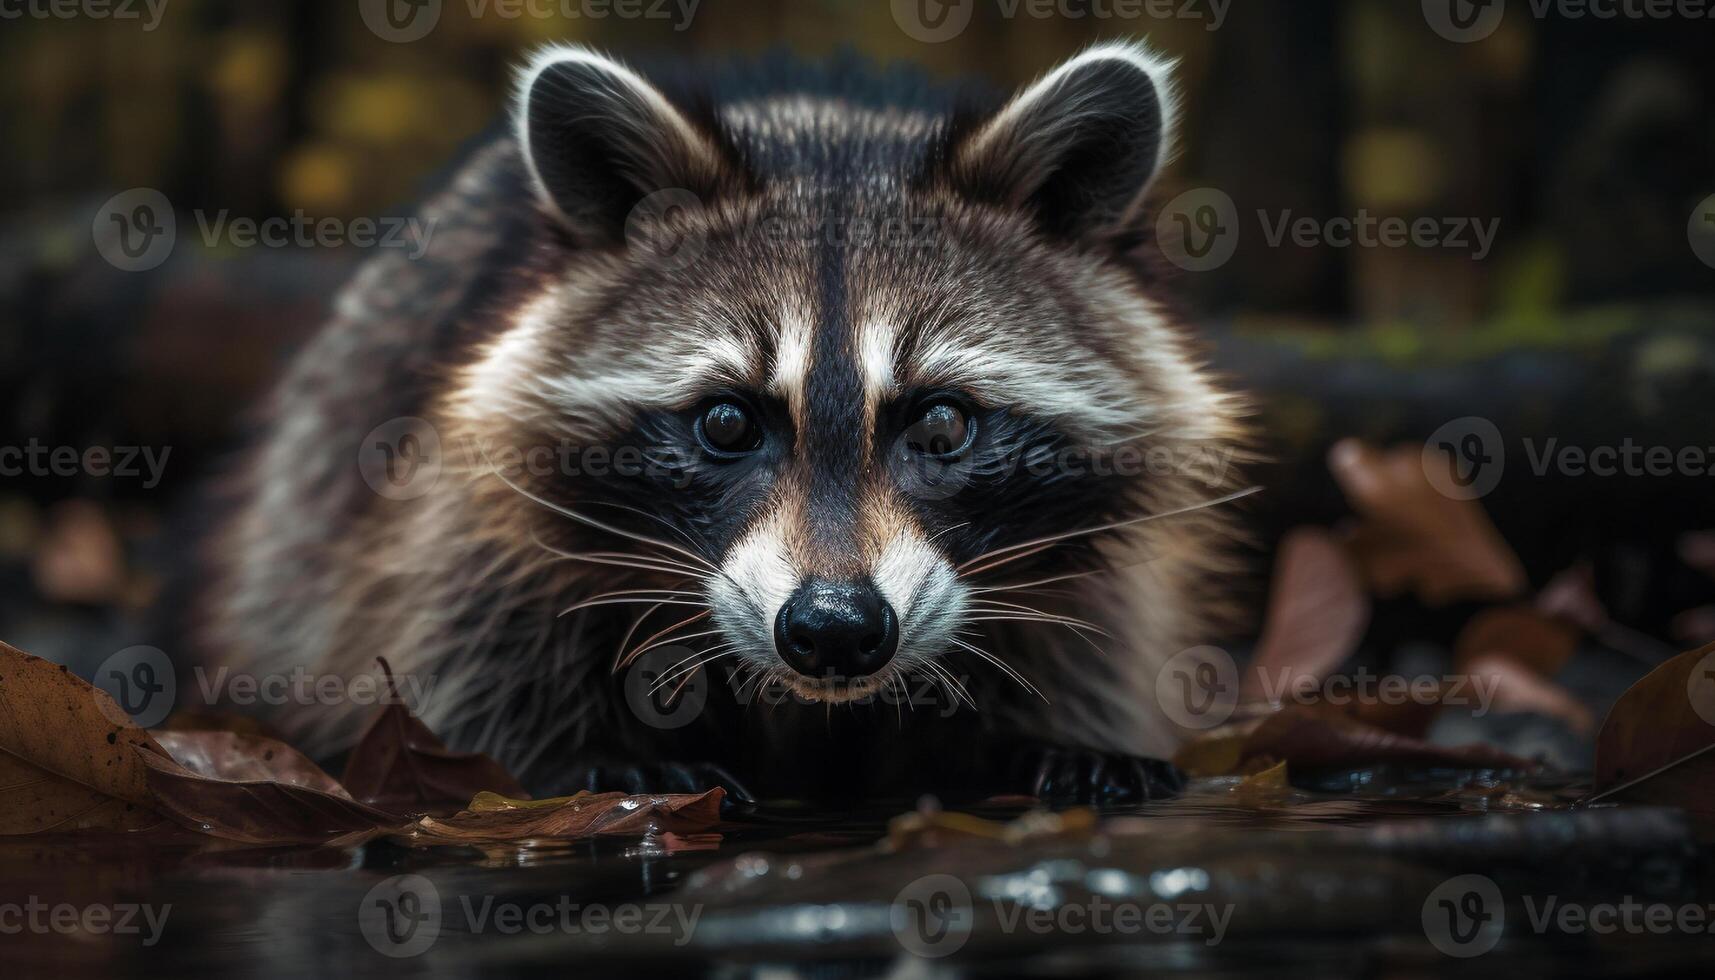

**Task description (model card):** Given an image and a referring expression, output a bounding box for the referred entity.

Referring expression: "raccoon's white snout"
[706,513,969,701]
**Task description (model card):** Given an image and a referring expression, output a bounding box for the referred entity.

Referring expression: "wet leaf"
[1454,605,1581,677]
[1465,654,1594,735]
[153,731,350,794]
[138,743,402,846]
[406,788,724,845]
[1592,642,1715,820]
[1175,705,1535,777]
[1329,439,1526,606]
[1233,760,1293,807]
[1241,527,1370,703]
[1536,563,1608,633]
[340,659,525,813]
[0,642,168,835]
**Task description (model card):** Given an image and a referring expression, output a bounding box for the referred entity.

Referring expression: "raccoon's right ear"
[950,42,1179,244]
[514,46,736,245]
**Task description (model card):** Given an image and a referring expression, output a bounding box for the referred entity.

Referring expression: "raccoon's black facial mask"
[450,42,1240,704]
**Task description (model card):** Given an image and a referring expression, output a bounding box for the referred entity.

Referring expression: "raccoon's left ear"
[514,45,737,245]
[952,42,1179,244]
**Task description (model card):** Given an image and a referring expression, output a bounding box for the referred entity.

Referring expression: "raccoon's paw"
[1013,745,1185,807]
[559,760,756,810]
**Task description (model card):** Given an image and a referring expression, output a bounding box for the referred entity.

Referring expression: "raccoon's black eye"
[697,401,760,456]
[905,401,973,458]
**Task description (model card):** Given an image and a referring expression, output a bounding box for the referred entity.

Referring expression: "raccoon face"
[450,44,1239,704]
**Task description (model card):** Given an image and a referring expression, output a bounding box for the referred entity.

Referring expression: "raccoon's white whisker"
[965,614,1112,639]
[616,607,712,671]
[559,597,707,615]
[955,485,1263,573]
[580,587,704,602]
[578,498,717,560]
[491,469,720,573]
[649,645,736,696]
[666,650,737,701]
[966,603,1112,638]
[970,568,1115,593]
[947,636,1048,703]
[535,543,704,580]
[555,547,709,576]
[629,628,726,663]
[919,658,977,711]
[959,543,1058,580]
[923,521,970,546]
[614,601,668,670]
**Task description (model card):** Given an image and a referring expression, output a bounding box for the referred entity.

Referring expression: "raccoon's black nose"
[775,580,899,680]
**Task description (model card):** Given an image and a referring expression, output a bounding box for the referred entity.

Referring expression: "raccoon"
[194,42,1248,805]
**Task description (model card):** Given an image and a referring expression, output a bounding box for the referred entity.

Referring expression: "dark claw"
[1016,746,1185,807]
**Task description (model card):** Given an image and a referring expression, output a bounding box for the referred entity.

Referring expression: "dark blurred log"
[1211,311,1715,634]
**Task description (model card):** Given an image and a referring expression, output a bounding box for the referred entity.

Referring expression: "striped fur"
[193,43,1248,794]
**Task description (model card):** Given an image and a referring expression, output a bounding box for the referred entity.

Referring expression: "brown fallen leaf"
[340,659,525,814]
[1175,705,1535,777]
[1535,563,1609,633]
[1591,642,1715,820]
[1233,759,1292,807]
[153,731,350,794]
[0,642,168,835]
[406,788,724,846]
[159,710,284,740]
[1241,527,1370,703]
[1300,682,1445,739]
[1454,605,1581,677]
[1329,439,1527,606]
[1465,654,1594,735]
[139,742,403,846]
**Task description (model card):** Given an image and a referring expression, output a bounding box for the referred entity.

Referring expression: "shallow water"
[4,774,1710,978]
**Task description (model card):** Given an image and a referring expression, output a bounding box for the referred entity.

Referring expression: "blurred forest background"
[1,0,1713,711]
